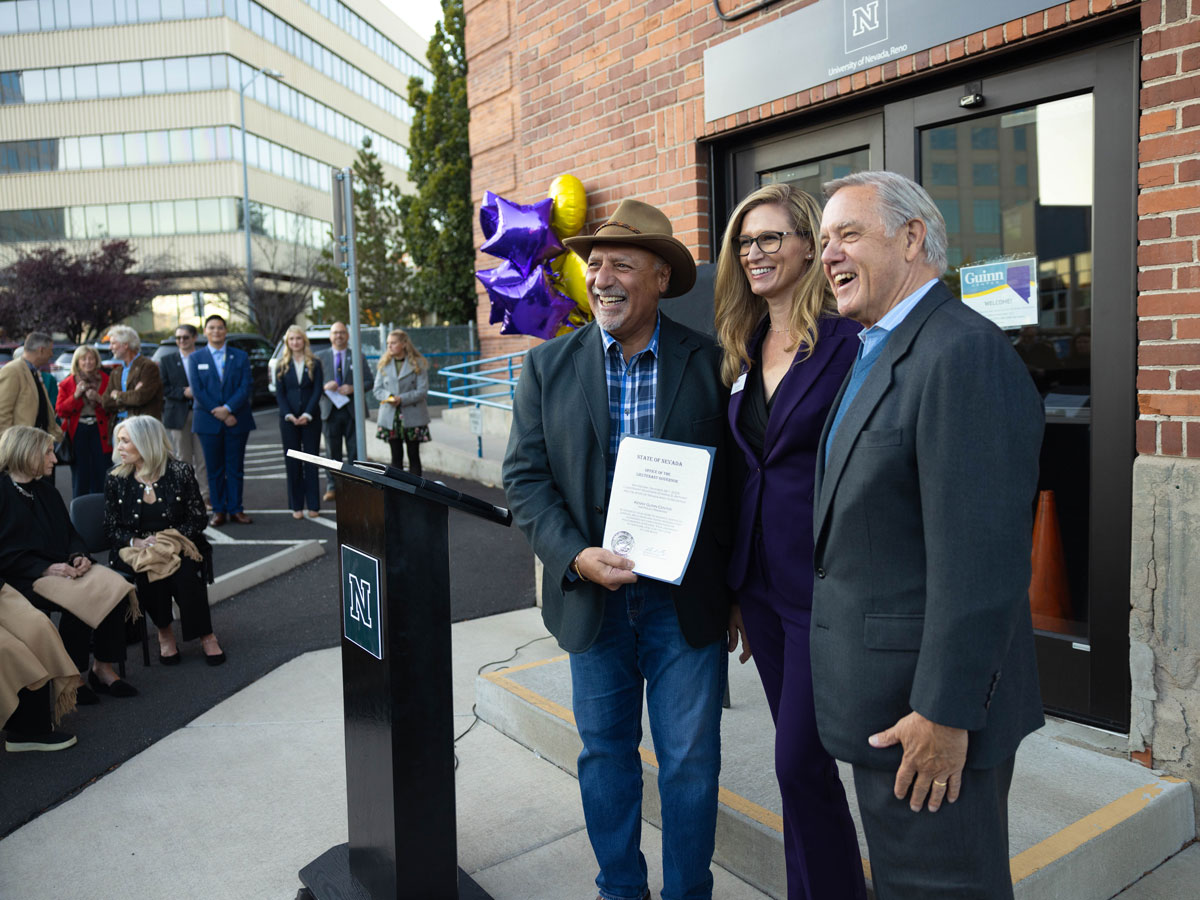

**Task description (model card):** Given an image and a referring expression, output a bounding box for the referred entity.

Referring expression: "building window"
[971,126,999,150]
[973,163,999,186]
[930,163,957,186]
[973,199,1001,234]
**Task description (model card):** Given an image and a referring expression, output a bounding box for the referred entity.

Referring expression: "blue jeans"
[569,580,725,900]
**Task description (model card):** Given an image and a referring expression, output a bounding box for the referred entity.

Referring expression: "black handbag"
[54,429,75,465]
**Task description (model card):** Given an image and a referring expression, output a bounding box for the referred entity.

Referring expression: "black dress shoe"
[204,650,227,666]
[88,670,139,698]
[75,683,100,705]
[159,650,181,666]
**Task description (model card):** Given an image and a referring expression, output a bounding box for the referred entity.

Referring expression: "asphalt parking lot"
[0,407,535,837]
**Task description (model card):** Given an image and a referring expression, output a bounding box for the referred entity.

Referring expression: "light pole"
[239,66,284,307]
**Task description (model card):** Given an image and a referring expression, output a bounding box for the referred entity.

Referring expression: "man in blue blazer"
[188,314,256,526]
[812,172,1044,899]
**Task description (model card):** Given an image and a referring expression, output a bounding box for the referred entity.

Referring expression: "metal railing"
[428,351,524,410]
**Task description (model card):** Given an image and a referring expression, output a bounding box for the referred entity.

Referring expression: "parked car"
[152,333,275,404]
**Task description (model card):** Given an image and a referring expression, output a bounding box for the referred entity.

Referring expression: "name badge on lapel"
[731,372,747,395]
[198,363,210,370]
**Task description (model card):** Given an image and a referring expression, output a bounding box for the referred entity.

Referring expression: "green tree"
[399,0,473,324]
[316,137,409,326]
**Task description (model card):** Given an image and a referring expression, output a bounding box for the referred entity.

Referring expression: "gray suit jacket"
[811,282,1045,770]
[159,351,191,430]
[315,346,374,419]
[503,315,734,653]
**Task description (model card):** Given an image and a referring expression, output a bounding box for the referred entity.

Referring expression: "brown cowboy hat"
[563,199,697,298]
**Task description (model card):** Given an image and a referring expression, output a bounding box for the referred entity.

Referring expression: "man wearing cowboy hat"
[504,199,734,900]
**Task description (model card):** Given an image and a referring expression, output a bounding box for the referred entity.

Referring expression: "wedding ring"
[933,779,948,787]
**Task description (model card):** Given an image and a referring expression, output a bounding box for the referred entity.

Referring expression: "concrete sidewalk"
[0,608,767,900]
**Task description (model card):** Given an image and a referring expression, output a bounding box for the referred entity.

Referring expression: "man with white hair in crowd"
[0,332,62,441]
[101,325,163,422]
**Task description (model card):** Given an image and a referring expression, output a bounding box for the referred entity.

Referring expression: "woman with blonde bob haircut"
[274,325,324,517]
[373,329,431,477]
[56,344,113,497]
[105,416,224,666]
[0,426,138,700]
[714,182,865,900]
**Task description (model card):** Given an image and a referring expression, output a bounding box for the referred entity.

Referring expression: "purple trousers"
[737,535,867,900]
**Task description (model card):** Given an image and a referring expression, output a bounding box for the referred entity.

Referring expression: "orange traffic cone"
[1029,490,1072,632]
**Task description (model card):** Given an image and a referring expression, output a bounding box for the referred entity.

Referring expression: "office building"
[0,0,429,329]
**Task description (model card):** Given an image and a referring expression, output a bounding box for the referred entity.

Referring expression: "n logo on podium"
[341,544,383,659]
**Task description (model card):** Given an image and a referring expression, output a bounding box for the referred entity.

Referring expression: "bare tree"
[199,221,330,344]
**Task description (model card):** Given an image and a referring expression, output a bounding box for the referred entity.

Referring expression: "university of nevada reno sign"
[341,544,383,659]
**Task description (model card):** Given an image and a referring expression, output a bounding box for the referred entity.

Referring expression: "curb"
[208,539,326,605]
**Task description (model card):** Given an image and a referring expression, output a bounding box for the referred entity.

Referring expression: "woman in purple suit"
[715,183,866,900]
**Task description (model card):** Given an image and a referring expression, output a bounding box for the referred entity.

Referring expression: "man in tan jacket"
[101,325,163,422]
[0,332,63,441]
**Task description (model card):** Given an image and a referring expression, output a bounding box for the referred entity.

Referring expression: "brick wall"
[1136,0,1200,457]
[465,0,1146,358]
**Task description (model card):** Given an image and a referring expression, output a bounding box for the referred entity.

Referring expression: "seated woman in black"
[0,425,136,700]
[105,415,225,665]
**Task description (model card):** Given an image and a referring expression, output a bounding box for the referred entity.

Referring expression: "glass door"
[722,112,883,232]
[886,40,1137,730]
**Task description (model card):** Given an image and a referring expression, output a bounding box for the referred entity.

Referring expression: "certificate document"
[602,435,715,585]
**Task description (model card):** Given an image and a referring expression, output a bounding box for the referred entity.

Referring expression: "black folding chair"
[69,492,150,673]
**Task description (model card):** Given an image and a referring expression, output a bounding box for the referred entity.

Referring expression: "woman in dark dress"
[0,425,136,700]
[714,183,865,900]
[105,415,224,666]
[274,325,324,518]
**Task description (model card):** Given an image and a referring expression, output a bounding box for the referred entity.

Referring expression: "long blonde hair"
[713,183,836,387]
[277,325,316,378]
[377,329,426,375]
[110,416,173,482]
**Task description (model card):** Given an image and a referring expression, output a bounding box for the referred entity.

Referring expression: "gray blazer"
[315,346,374,419]
[159,350,191,431]
[811,281,1045,771]
[503,315,734,654]
[373,358,430,430]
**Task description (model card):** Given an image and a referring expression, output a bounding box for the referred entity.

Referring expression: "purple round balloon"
[479,195,563,277]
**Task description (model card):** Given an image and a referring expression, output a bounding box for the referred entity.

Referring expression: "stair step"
[476,655,1194,900]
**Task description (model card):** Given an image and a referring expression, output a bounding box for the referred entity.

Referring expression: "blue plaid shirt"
[599,317,660,488]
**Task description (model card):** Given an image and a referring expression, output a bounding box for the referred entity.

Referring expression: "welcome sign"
[960,257,1039,329]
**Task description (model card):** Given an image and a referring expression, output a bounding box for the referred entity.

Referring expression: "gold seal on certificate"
[601,435,716,585]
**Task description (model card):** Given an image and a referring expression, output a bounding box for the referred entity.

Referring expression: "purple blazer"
[727,315,861,603]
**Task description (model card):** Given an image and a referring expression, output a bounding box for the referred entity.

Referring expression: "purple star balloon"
[479,191,500,241]
[475,260,575,340]
[479,195,563,277]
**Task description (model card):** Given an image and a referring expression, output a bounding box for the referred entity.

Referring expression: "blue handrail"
[429,351,524,410]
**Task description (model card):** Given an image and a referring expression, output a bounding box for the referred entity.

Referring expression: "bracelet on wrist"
[572,552,589,582]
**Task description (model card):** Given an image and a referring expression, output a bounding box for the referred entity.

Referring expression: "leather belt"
[78,416,98,425]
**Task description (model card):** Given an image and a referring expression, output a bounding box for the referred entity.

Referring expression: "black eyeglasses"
[736,230,805,256]
[174,335,193,341]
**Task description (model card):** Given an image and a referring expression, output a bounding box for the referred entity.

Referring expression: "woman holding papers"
[714,183,865,900]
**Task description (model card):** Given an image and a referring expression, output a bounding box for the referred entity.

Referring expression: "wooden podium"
[291,453,510,900]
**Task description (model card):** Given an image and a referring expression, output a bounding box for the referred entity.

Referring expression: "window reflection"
[920,94,1095,642]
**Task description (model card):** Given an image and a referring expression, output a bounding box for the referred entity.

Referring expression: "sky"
[381,0,442,40]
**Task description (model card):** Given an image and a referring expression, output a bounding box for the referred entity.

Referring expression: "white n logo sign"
[348,573,373,626]
[852,1,880,36]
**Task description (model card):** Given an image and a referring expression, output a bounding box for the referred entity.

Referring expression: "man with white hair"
[812,170,1044,899]
[0,332,62,440]
[101,325,163,421]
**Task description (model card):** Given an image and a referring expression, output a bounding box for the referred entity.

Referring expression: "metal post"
[337,169,369,461]
[239,66,284,311]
